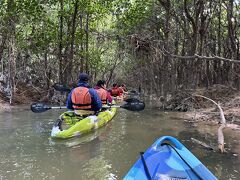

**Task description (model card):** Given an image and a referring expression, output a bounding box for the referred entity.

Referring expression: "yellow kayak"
[31,98,144,139]
[51,106,117,139]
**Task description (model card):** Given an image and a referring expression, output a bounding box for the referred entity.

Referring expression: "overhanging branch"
[163,48,240,63]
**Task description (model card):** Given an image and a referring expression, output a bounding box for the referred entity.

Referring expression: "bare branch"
[163,48,240,63]
[192,94,226,153]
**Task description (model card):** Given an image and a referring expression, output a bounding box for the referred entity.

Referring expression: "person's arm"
[66,90,74,109]
[106,92,113,103]
[89,88,102,111]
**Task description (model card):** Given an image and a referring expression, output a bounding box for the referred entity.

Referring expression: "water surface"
[0,107,239,179]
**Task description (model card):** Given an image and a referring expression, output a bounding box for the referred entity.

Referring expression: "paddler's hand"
[94,111,99,115]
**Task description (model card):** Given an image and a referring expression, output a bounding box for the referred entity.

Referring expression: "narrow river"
[0,107,239,179]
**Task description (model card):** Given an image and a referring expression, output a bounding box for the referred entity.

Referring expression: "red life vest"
[71,87,92,110]
[96,88,107,104]
[111,87,119,97]
[118,87,124,95]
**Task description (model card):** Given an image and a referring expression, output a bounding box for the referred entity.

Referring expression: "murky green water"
[0,107,239,179]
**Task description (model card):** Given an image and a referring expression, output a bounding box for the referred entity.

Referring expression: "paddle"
[31,98,145,113]
[53,83,71,92]
[31,103,67,113]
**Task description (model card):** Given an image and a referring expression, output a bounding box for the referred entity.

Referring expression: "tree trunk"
[68,0,78,83]
[226,0,236,59]
[79,14,84,72]
[8,36,16,105]
[85,13,89,73]
[0,37,6,73]
[58,0,64,84]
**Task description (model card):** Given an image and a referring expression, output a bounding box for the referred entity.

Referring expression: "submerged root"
[191,138,214,150]
[192,94,226,153]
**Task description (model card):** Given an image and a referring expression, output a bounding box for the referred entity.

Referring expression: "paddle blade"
[121,100,145,111]
[124,98,140,103]
[53,83,71,92]
[31,103,52,113]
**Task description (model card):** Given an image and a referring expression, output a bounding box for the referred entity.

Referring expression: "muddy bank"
[159,84,240,154]
[162,84,240,125]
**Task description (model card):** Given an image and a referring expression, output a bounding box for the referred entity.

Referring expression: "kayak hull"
[124,136,217,180]
[51,107,117,139]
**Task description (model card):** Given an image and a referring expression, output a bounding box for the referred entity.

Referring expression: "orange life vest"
[111,87,119,97]
[96,88,107,104]
[71,87,92,110]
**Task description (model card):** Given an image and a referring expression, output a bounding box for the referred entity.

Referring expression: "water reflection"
[0,108,239,179]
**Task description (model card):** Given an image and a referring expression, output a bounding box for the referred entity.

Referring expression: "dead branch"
[191,138,214,150]
[163,48,240,63]
[192,94,226,153]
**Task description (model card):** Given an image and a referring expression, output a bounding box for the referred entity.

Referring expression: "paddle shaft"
[49,105,121,109]
[31,99,144,112]
[51,106,68,109]
[102,105,121,108]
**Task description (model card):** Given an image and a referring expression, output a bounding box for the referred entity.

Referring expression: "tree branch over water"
[192,94,226,153]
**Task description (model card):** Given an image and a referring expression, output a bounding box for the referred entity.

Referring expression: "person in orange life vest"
[110,83,121,97]
[66,73,102,115]
[94,80,112,105]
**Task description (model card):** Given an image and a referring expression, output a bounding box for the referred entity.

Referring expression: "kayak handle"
[153,136,183,150]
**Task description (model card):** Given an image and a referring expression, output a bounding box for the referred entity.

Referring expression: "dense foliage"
[0,0,240,103]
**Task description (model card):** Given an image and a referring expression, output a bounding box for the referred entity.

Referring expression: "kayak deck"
[124,136,217,180]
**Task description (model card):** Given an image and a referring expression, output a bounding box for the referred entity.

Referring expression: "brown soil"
[181,85,240,125]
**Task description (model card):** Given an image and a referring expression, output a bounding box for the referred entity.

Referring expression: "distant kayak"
[124,136,217,180]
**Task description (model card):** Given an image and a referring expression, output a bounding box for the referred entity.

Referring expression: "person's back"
[67,73,102,115]
[94,80,112,105]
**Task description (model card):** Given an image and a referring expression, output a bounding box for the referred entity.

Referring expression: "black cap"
[78,73,89,81]
[97,80,106,87]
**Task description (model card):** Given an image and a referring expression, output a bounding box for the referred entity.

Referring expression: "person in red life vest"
[94,80,112,105]
[120,84,127,92]
[118,84,124,96]
[66,73,102,115]
[110,83,121,97]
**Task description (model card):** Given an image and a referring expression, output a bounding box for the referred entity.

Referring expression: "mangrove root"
[191,138,214,150]
[192,94,226,153]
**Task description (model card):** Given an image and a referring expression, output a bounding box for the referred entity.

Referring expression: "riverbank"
[163,84,240,125]
[162,84,240,154]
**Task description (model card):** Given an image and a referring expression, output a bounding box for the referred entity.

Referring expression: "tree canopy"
[0,0,240,103]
